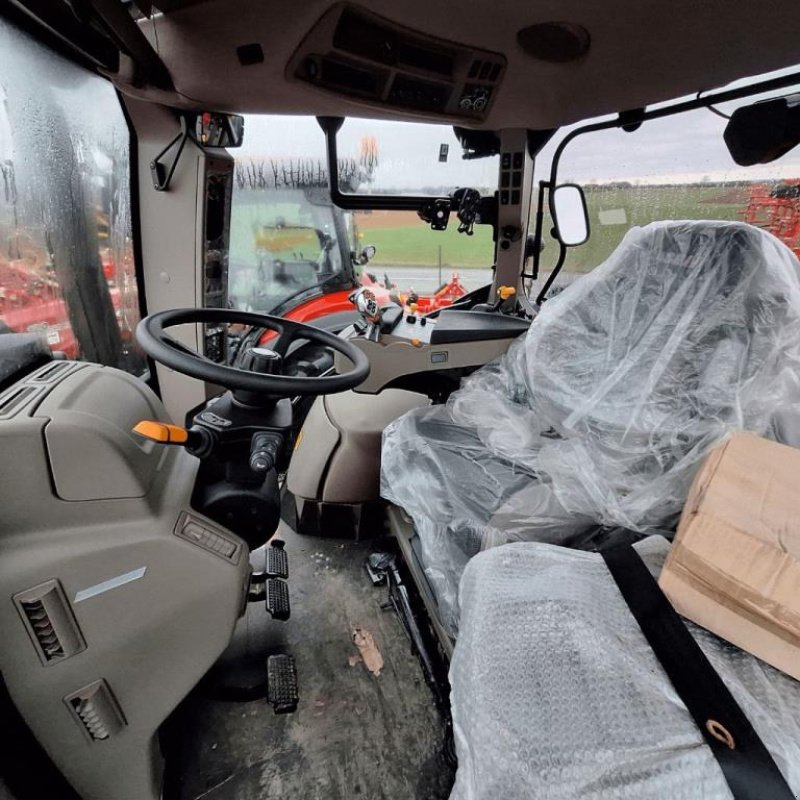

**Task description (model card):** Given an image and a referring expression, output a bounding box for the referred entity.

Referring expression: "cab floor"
[167,522,454,800]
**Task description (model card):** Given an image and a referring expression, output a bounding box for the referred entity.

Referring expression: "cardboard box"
[659,431,800,682]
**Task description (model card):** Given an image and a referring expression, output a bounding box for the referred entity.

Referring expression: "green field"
[362,223,494,268]
[230,183,754,274]
[546,183,748,274]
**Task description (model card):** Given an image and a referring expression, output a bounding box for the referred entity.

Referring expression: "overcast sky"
[237,66,800,191]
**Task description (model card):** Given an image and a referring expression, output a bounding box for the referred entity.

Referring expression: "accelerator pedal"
[267,654,298,714]
[265,539,289,579]
[266,578,290,621]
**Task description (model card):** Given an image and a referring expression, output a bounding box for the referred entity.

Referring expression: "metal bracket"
[418,198,451,231]
[150,117,189,192]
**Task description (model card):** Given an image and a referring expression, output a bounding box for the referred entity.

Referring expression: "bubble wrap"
[382,222,800,635]
[449,537,800,800]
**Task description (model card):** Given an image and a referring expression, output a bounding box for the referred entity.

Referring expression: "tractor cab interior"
[3,3,800,800]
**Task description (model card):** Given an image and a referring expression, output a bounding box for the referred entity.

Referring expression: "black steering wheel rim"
[136,308,370,396]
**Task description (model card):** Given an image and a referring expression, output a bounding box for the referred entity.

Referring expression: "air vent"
[333,6,455,77]
[14,580,86,666]
[31,361,72,382]
[302,54,388,100]
[0,385,40,418]
[65,680,126,742]
[468,59,502,83]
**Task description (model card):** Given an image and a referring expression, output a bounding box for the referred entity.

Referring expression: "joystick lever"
[350,287,382,342]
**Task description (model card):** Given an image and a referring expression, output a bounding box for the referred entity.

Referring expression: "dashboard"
[336,304,529,394]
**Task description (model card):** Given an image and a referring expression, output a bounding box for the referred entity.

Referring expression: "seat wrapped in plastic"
[449,536,800,800]
[381,222,800,634]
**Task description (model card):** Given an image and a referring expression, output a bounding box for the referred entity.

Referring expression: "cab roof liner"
[115,0,800,129]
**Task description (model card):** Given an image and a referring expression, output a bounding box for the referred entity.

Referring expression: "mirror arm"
[536,239,567,306]
[150,116,189,192]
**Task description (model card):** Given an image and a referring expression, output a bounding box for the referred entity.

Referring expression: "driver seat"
[381,220,800,635]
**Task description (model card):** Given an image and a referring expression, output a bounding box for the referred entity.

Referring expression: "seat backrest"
[528,221,800,444]
[510,220,800,528]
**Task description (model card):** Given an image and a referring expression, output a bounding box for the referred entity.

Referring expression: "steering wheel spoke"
[163,333,215,363]
[269,327,295,357]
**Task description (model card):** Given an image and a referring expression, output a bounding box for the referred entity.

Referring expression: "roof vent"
[468,59,502,83]
[65,680,127,742]
[14,580,86,666]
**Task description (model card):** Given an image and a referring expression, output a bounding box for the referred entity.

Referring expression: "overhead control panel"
[288,4,507,122]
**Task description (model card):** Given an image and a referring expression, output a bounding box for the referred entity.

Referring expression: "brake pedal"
[265,539,289,579]
[266,578,290,621]
[267,654,298,714]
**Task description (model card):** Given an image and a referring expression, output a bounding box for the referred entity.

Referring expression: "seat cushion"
[448,537,800,800]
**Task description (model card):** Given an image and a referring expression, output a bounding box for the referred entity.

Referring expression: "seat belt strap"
[601,545,794,800]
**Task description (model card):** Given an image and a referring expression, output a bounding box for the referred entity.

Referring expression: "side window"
[0,18,145,375]
[532,98,800,295]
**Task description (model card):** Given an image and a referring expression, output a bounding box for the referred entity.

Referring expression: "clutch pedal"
[267,654,298,714]
[265,578,290,621]
[265,539,289,579]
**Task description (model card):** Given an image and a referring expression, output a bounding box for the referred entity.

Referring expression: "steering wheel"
[136,308,370,396]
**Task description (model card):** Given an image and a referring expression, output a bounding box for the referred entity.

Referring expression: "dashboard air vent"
[14,580,87,665]
[31,361,72,382]
[65,680,126,742]
[0,385,39,418]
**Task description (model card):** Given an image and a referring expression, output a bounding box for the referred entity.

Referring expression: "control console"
[339,291,529,394]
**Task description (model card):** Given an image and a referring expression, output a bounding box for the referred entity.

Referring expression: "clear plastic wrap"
[381,222,800,634]
[449,536,800,800]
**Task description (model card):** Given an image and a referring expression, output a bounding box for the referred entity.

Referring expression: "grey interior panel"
[288,389,428,505]
[0,362,251,800]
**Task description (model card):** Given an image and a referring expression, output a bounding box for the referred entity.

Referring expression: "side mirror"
[190,112,245,148]
[550,183,590,246]
[354,245,377,266]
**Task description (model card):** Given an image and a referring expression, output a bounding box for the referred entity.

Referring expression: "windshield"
[227,115,498,309]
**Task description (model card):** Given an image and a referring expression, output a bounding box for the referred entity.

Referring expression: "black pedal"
[265,539,289,579]
[267,654,298,714]
[266,578,290,621]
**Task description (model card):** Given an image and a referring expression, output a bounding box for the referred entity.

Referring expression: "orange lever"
[133,420,189,445]
[498,285,517,301]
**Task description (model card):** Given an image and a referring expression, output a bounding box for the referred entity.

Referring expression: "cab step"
[267,654,298,714]
[265,539,289,579]
[265,578,290,621]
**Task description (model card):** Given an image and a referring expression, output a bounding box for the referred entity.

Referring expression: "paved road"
[369,266,493,294]
[370,265,583,295]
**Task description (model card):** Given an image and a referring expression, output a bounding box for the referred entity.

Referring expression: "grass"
[361,223,494,268]
[229,184,755,273]
[546,184,748,274]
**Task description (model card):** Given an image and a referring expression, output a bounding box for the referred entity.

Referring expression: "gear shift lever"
[350,287,382,342]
